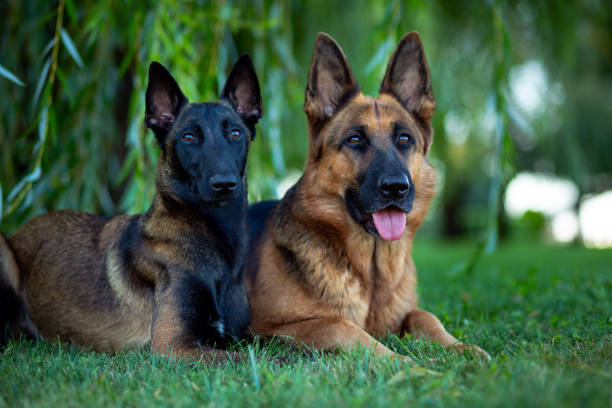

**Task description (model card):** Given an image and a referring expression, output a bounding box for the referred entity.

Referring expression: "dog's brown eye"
[231,129,241,139]
[398,133,413,145]
[348,135,361,144]
[182,133,195,143]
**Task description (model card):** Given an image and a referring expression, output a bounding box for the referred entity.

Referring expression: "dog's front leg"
[150,283,243,365]
[402,309,490,360]
[268,317,416,364]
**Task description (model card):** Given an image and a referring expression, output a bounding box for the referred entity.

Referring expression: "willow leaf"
[0,64,25,87]
[60,28,84,68]
[41,38,57,59]
[33,57,52,106]
[7,167,41,203]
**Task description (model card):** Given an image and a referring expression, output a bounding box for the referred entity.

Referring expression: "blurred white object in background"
[504,172,578,217]
[505,172,612,247]
[551,210,580,243]
[579,191,612,248]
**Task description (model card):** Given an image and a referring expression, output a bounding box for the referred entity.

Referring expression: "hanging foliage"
[1,0,609,243]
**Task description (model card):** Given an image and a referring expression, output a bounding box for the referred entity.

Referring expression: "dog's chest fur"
[273,207,418,335]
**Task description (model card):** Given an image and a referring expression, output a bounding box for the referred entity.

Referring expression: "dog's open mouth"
[360,206,407,241]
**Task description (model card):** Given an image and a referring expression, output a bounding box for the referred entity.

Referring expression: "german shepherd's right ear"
[304,33,360,133]
[145,62,189,146]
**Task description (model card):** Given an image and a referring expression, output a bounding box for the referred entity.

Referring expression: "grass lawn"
[1,241,611,407]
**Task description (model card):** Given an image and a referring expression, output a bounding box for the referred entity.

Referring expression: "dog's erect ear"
[145,62,189,146]
[221,54,262,131]
[380,32,435,123]
[304,33,359,128]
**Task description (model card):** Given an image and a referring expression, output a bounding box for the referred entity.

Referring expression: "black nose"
[210,174,238,193]
[379,175,410,199]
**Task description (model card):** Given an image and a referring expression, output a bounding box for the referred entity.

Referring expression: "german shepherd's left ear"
[221,54,263,135]
[304,33,359,132]
[145,62,189,146]
[380,32,436,124]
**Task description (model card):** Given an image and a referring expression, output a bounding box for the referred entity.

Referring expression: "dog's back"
[4,210,154,351]
[9,210,109,276]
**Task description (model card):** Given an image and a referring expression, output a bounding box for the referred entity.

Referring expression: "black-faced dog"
[0,55,262,364]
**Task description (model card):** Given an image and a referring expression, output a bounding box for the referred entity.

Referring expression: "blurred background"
[1,0,611,249]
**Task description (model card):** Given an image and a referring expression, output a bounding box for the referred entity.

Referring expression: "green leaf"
[33,57,52,106]
[64,0,78,23]
[41,38,57,58]
[7,167,41,202]
[60,28,84,68]
[0,182,3,222]
[117,46,136,77]
[364,38,394,75]
[0,64,25,86]
[34,107,49,154]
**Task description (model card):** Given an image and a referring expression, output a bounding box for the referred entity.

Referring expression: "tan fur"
[247,33,488,362]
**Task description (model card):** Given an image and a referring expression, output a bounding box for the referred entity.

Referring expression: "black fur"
[0,234,38,347]
[0,276,36,345]
[245,200,278,286]
[143,57,261,344]
[247,201,278,248]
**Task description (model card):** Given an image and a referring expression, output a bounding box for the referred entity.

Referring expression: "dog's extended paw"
[384,351,415,365]
[450,343,491,361]
[390,353,441,376]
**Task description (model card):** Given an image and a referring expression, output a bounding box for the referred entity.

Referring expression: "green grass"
[1,241,611,407]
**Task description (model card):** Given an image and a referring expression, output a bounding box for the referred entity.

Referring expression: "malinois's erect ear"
[380,32,435,123]
[221,54,262,133]
[145,62,189,146]
[304,33,359,129]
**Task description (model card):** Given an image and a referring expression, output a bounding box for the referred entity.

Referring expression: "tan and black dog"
[0,55,262,363]
[247,32,489,362]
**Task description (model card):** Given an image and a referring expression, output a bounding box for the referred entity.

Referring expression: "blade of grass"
[248,346,261,391]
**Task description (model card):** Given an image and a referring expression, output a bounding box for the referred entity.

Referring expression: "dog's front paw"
[450,343,491,361]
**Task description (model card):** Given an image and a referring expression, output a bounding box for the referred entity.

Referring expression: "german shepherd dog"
[247,32,489,362]
[0,55,262,363]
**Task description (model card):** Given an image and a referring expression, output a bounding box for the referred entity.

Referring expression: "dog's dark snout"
[210,174,238,193]
[379,175,410,199]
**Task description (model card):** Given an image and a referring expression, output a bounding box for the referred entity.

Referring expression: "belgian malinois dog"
[0,55,262,363]
[247,32,489,362]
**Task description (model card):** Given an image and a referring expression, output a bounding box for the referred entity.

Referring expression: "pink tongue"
[372,208,406,241]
